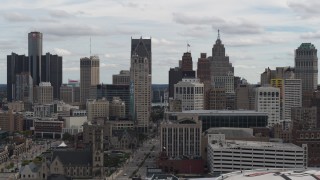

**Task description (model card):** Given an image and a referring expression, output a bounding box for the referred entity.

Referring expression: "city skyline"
[1,0,320,84]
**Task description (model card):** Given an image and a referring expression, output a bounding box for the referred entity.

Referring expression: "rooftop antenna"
[217,29,220,40]
[187,41,190,52]
[90,37,91,56]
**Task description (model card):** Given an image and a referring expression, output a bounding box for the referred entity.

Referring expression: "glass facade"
[200,115,267,131]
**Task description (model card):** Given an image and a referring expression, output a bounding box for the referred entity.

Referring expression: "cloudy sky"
[0,0,319,84]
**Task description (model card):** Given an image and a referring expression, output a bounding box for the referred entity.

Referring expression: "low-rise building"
[166,110,268,132]
[160,118,201,158]
[207,134,307,175]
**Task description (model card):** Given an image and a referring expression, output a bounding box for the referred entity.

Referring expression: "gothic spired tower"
[92,127,104,177]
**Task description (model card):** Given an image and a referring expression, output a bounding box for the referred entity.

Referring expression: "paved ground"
[115,137,160,180]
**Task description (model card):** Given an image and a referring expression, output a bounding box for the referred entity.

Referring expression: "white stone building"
[174,78,204,111]
[207,134,307,175]
[283,79,302,121]
[255,87,281,126]
[86,98,109,122]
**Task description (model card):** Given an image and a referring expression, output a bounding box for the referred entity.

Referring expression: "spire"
[217,29,220,40]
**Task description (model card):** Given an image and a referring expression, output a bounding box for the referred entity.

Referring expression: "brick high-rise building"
[181,52,193,72]
[130,54,151,131]
[205,86,226,110]
[197,53,211,92]
[80,56,100,104]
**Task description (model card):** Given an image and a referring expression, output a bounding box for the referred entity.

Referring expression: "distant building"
[205,86,226,110]
[295,43,318,93]
[80,56,100,104]
[15,72,33,104]
[112,70,130,85]
[34,82,53,104]
[235,84,250,110]
[256,87,281,127]
[90,84,130,117]
[131,37,152,75]
[291,106,317,130]
[174,78,204,111]
[130,54,151,131]
[7,53,29,101]
[283,79,302,121]
[165,110,268,132]
[181,52,193,71]
[160,118,201,158]
[197,53,211,91]
[28,31,43,86]
[86,98,109,122]
[41,53,63,99]
[168,67,196,99]
[210,31,234,94]
[109,97,125,119]
[207,134,307,175]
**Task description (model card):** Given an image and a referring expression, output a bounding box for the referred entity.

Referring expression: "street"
[115,136,161,180]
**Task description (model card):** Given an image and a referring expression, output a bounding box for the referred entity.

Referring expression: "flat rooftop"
[168,110,268,115]
[210,140,302,150]
[214,169,320,180]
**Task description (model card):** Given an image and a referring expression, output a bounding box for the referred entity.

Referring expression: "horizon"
[1,0,320,84]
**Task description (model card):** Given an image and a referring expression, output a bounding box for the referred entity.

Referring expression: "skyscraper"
[7,53,29,101]
[41,53,63,99]
[295,43,318,107]
[131,37,152,74]
[295,43,318,92]
[28,32,43,86]
[80,56,100,103]
[197,53,210,89]
[130,54,151,131]
[181,52,193,71]
[210,31,234,93]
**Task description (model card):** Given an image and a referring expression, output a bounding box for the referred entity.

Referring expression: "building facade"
[295,43,318,93]
[28,31,42,86]
[166,110,268,132]
[35,82,53,104]
[86,98,109,122]
[112,70,130,85]
[174,78,204,111]
[256,87,281,127]
[208,134,307,175]
[80,56,100,103]
[205,86,226,110]
[160,119,201,158]
[130,55,151,131]
[283,79,302,121]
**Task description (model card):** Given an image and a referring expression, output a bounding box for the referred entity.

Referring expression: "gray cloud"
[2,12,34,22]
[49,10,73,18]
[173,13,223,25]
[173,13,263,35]
[288,1,320,17]
[40,23,107,37]
[300,31,320,39]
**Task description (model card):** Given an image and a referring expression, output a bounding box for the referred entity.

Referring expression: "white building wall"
[207,134,307,174]
[256,87,281,126]
[283,79,302,121]
[174,78,204,111]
